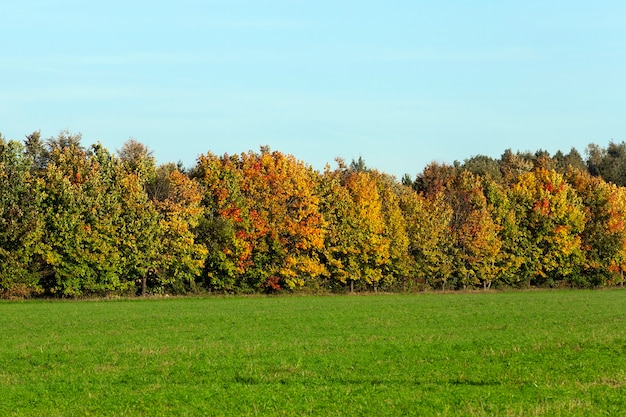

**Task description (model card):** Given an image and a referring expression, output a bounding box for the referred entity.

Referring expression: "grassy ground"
[0,290,625,416]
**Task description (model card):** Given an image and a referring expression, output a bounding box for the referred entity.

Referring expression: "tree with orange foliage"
[508,168,585,286]
[195,148,325,291]
[194,152,254,291]
[447,171,502,289]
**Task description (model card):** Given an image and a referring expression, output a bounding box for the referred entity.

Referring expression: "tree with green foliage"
[317,164,357,291]
[508,168,585,286]
[481,177,524,287]
[499,149,534,184]
[567,169,626,286]
[318,164,393,292]
[553,148,586,174]
[0,137,44,297]
[23,131,49,171]
[400,189,455,290]
[413,161,457,196]
[32,134,162,296]
[150,165,207,293]
[586,141,626,186]
[36,139,122,295]
[115,155,162,296]
[117,139,157,186]
[461,155,503,182]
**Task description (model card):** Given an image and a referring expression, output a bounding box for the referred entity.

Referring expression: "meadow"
[0,290,625,416]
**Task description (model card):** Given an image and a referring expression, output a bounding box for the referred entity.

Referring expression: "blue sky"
[2,1,625,178]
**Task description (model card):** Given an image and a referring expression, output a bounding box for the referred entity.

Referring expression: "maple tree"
[239,148,325,290]
[194,152,253,291]
[195,148,325,292]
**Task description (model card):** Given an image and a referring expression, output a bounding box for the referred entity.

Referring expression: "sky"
[1,1,625,178]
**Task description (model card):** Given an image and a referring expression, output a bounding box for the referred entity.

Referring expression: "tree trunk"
[350,280,354,293]
[141,274,147,296]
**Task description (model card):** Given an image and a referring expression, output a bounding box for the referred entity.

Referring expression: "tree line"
[2,130,626,298]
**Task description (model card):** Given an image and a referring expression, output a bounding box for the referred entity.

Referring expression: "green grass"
[1,290,625,416]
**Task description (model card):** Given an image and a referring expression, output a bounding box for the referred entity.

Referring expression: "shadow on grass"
[232,373,502,387]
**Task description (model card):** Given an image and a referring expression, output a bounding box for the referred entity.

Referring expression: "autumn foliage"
[2,131,626,297]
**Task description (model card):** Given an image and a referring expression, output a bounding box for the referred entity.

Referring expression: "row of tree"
[2,131,626,298]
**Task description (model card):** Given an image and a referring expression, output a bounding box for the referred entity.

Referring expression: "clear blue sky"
[2,1,625,178]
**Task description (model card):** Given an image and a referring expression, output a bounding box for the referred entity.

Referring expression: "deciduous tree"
[150,165,207,293]
[400,189,455,290]
[509,168,585,286]
[567,169,626,286]
[0,137,44,297]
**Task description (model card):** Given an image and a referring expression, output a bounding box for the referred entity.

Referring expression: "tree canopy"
[1,131,626,298]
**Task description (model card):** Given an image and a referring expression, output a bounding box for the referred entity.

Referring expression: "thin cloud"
[0,50,288,74]
[352,46,543,63]
[202,17,311,30]
[3,85,148,103]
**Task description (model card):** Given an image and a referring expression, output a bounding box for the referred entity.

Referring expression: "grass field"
[1,290,625,416]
